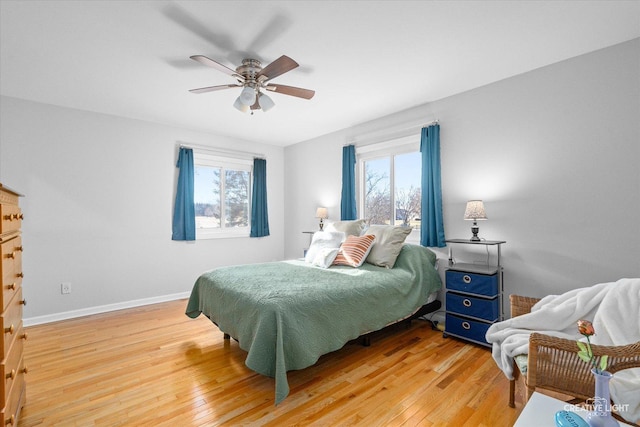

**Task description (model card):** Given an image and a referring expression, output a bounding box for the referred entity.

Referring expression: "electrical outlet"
[61,282,72,294]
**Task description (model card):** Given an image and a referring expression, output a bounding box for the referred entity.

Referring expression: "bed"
[185,243,442,404]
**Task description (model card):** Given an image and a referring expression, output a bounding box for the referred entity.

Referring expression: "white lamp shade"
[315,207,328,219]
[239,86,256,106]
[464,200,487,220]
[258,93,275,112]
[233,97,249,112]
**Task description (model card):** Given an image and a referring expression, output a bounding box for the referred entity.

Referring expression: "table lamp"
[464,200,487,241]
[316,207,328,230]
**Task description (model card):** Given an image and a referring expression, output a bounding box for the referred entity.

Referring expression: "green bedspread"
[185,244,441,404]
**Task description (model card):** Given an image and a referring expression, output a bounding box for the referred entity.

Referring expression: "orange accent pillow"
[332,234,376,267]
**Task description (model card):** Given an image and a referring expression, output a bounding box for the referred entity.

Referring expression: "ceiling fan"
[189,55,315,113]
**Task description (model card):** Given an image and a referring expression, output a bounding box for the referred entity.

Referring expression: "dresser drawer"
[1,237,22,311]
[446,292,499,322]
[1,330,24,406]
[1,290,24,357]
[1,356,25,427]
[446,270,498,297]
[0,205,22,235]
[445,313,491,345]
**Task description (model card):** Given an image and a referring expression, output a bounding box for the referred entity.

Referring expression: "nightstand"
[443,239,505,347]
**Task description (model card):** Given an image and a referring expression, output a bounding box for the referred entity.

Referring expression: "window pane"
[194,165,221,229]
[364,157,391,225]
[394,152,421,229]
[224,169,249,228]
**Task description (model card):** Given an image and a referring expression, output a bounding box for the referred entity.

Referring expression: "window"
[193,151,252,239]
[357,137,421,240]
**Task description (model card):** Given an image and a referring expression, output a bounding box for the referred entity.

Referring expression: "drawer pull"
[7,251,16,259]
[5,415,15,426]
[6,369,15,380]
[21,332,28,341]
[20,299,27,306]
[7,283,16,291]
[462,298,472,307]
[4,324,14,335]
[463,275,472,284]
[16,272,24,278]
[22,366,28,375]
[16,246,23,252]
[19,213,24,220]
[462,321,471,330]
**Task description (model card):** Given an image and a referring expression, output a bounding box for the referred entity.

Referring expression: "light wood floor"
[19,299,523,426]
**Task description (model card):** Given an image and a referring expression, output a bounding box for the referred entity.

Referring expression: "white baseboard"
[23,292,191,327]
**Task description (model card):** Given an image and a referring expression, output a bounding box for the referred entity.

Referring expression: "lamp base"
[319,218,324,231]
[470,222,480,241]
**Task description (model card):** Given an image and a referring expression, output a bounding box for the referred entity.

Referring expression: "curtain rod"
[178,142,265,159]
[346,119,439,147]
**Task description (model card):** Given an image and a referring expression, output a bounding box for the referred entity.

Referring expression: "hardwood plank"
[19,299,524,426]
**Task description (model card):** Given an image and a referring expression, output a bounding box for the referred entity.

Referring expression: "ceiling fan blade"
[164,5,237,53]
[246,14,293,56]
[257,55,298,81]
[265,84,315,100]
[189,84,240,94]
[190,55,240,78]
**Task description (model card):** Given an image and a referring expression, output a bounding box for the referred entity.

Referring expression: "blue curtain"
[172,147,196,241]
[340,145,357,220]
[250,158,270,237]
[420,124,446,247]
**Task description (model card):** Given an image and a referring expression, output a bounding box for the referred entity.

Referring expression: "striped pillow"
[332,234,376,267]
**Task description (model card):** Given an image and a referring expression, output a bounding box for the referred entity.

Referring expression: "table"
[514,392,633,426]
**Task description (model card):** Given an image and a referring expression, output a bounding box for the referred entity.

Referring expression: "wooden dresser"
[0,185,26,426]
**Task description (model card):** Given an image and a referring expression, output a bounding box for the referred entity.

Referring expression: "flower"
[577,319,595,336]
[576,319,608,374]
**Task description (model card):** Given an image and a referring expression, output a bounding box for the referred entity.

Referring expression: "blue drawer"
[446,270,498,297]
[445,313,491,345]
[446,292,499,322]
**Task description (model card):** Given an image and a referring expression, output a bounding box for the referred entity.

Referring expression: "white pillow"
[311,247,340,268]
[304,231,344,263]
[365,225,412,268]
[326,219,367,238]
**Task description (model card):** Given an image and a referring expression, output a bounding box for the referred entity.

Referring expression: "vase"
[586,369,619,427]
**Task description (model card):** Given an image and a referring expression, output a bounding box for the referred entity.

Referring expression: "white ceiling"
[1,1,639,147]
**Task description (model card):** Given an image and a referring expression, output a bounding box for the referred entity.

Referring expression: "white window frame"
[193,150,253,240]
[356,135,421,243]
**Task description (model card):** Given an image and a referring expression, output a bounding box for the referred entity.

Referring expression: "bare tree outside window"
[395,186,421,227]
[364,158,391,225]
[361,150,421,230]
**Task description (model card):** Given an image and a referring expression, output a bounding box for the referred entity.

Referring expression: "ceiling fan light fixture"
[233,97,249,112]
[258,93,275,112]
[239,86,256,106]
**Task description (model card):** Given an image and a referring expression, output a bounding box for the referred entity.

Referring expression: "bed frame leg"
[223,333,230,340]
[361,335,371,347]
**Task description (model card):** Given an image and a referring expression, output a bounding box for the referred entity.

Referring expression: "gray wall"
[284,39,640,304]
[0,97,285,323]
[1,39,637,324]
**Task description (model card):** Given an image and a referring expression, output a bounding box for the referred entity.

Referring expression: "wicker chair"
[508,294,640,411]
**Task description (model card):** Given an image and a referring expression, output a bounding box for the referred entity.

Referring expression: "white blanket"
[485,278,640,423]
